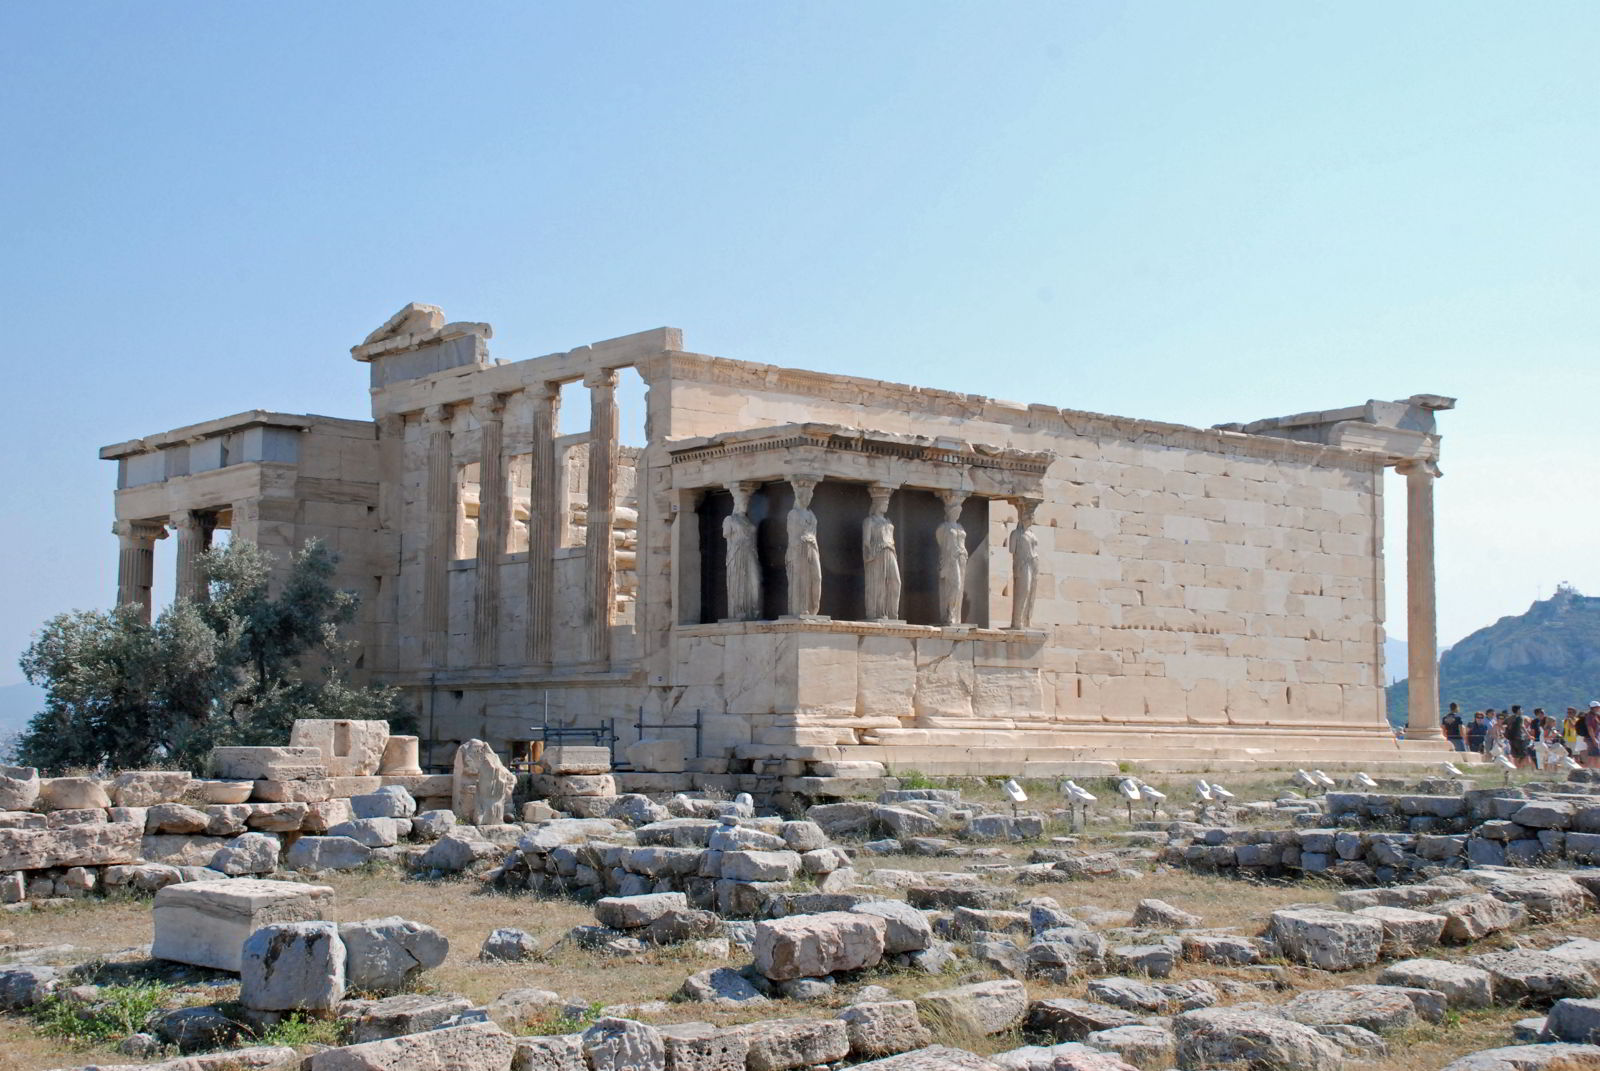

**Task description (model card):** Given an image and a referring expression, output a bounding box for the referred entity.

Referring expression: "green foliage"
[254,1012,345,1047]
[543,1000,605,1034]
[1389,585,1600,721]
[18,539,407,774]
[895,768,937,789]
[33,982,174,1045]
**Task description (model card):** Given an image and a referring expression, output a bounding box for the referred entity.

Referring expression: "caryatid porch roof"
[666,422,1054,501]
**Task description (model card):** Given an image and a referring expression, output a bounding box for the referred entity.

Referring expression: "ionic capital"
[1395,459,1442,480]
[583,367,620,391]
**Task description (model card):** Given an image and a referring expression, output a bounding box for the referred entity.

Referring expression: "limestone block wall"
[650,354,1388,736]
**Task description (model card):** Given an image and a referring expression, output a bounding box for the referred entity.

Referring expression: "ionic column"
[1398,459,1441,738]
[472,394,507,666]
[170,511,208,604]
[422,405,454,668]
[114,520,162,622]
[584,369,620,666]
[526,383,560,667]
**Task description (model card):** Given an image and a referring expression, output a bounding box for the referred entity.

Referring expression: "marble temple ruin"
[100,303,1457,775]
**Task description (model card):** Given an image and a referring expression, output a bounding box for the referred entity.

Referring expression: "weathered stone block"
[241,921,345,1011]
[753,911,887,980]
[152,878,333,971]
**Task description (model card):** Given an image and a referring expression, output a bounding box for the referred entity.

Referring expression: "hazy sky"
[1,2,1596,687]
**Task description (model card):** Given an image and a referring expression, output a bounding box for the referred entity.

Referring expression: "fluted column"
[114,520,162,622]
[584,369,620,666]
[422,405,454,668]
[1398,459,1441,738]
[170,511,208,604]
[472,394,507,666]
[526,383,560,667]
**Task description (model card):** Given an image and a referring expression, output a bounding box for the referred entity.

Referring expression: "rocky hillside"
[1388,584,1600,722]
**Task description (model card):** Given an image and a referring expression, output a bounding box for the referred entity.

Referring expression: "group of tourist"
[1439,700,1600,768]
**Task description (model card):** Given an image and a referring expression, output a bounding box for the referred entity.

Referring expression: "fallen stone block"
[512,1032,588,1070]
[1379,958,1496,1009]
[740,1018,849,1071]
[1435,894,1528,941]
[753,911,887,980]
[653,1023,747,1071]
[1438,1042,1600,1070]
[345,993,474,1043]
[1268,907,1382,970]
[111,771,193,807]
[1469,949,1600,1006]
[340,916,448,994]
[915,979,1027,1036]
[1174,1007,1343,1071]
[1355,905,1448,957]
[0,765,40,811]
[595,891,687,930]
[285,836,372,872]
[680,967,769,1007]
[851,900,934,953]
[837,1000,931,1058]
[1543,999,1600,1045]
[1025,997,1141,1041]
[241,921,346,1012]
[0,820,141,870]
[307,1021,516,1070]
[581,1017,665,1071]
[211,746,326,782]
[152,878,333,971]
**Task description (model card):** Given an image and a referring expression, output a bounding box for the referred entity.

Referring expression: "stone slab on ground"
[307,1021,516,1070]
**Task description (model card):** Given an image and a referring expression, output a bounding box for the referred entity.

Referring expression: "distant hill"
[1382,638,1408,686]
[1388,585,1600,722]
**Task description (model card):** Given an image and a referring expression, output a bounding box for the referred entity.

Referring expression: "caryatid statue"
[935,490,968,626]
[723,482,762,621]
[862,484,901,620]
[1009,498,1041,629]
[785,476,823,617]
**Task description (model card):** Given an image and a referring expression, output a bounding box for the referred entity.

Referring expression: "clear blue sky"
[1,2,1596,687]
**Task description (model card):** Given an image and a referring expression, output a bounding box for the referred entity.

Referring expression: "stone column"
[526,383,560,667]
[1398,459,1441,738]
[1009,498,1041,630]
[935,490,969,626]
[170,511,208,604]
[422,405,454,668]
[114,520,162,622]
[584,369,620,666]
[472,394,507,666]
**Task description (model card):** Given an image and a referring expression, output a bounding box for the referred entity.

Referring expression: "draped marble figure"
[723,483,762,621]
[935,493,968,626]
[1009,499,1040,629]
[863,485,901,620]
[786,477,822,616]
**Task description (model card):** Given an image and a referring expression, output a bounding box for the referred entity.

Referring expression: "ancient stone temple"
[102,303,1457,774]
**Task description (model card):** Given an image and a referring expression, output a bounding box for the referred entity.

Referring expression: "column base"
[778,614,831,623]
